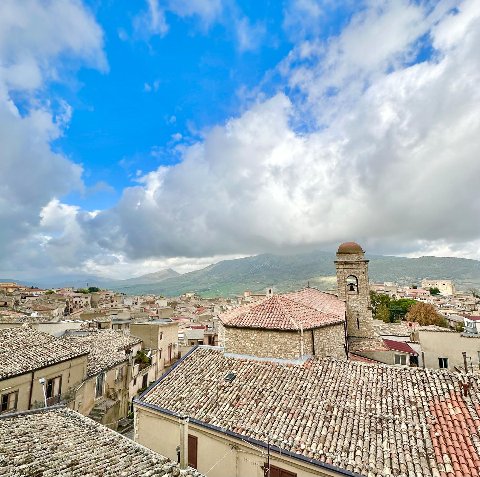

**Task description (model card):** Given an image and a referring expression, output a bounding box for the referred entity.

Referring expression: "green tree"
[429,287,441,295]
[370,291,391,322]
[88,286,100,293]
[389,298,416,322]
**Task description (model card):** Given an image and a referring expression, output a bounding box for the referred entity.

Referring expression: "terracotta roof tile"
[61,330,141,377]
[139,347,480,477]
[0,326,87,380]
[383,339,418,355]
[220,288,345,330]
[0,407,203,476]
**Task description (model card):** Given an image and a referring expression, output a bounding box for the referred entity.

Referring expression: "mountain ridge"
[6,252,480,297]
[110,251,480,297]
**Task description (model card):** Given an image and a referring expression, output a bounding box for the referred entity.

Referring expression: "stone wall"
[312,323,346,359]
[223,326,304,359]
[220,323,346,360]
[335,251,374,339]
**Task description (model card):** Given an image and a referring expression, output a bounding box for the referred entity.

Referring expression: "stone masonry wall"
[223,326,310,359]
[221,323,346,360]
[335,252,374,339]
[312,323,346,359]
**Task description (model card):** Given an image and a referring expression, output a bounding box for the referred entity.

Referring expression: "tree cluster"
[370,291,416,323]
[405,302,449,327]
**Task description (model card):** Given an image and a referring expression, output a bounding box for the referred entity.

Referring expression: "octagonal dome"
[337,241,364,254]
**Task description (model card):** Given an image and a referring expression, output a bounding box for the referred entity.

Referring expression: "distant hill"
[111,250,480,297]
[11,268,180,290]
[108,268,180,288]
[8,252,480,297]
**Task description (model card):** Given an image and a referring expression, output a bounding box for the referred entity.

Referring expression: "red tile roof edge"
[383,338,418,355]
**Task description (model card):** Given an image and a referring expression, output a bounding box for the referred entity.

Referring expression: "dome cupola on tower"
[337,242,364,254]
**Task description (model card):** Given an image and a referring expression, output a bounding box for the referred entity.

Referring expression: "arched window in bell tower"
[346,275,359,294]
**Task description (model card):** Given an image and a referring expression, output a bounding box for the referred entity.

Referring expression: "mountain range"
[6,250,480,297]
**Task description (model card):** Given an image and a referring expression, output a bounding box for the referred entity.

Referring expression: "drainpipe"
[462,352,468,373]
[300,325,305,357]
[179,416,189,469]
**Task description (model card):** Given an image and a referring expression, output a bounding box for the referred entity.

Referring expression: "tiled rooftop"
[0,326,87,380]
[0,407,203,477]
[61,330,142,377]
[382,338,418,355]
[139,346,480,477]
[373,319,414,337]
[219,288,345,330]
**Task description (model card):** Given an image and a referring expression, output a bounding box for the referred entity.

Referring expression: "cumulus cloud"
[77,0,480,267]
[4,0,480,279]
[0,0,105,274]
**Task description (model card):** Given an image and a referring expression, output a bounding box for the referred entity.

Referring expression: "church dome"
[337,241,364,254]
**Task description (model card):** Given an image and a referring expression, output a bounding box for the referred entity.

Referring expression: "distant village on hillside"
[2,242,480,476]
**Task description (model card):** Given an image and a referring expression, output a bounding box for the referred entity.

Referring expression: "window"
[95,373,104,398]
[46,376,62,399]
[1,391,18,413]
[142,374,148,388]
[394,354,407,366]
[264,464,297,477]
[439,357,449,369]
[188,434,198,469]
[115,366,124,383]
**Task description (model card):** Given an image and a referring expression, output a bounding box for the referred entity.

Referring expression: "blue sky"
[2,0,480,278]
[54,1,302,210]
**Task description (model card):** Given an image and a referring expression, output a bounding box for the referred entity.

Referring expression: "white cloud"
[0,0,107,91]
[134,0,223,39]
[5,0,480,280]
[235,16,266,52]
[168,0,223,27]
[74,0,480,271]
[134,0,169,38]
[0,0,105,274]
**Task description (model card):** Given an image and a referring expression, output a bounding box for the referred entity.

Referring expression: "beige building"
[421,279,456,296]
[131,319,179,370]
[219,288,347,360]
[0,406,203,477]
[61,329,145,427]
[134,346,480,477]
[417,326,480,372]
[0,326,88,414]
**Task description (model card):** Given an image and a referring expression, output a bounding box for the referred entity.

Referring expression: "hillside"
[110,251,480,297]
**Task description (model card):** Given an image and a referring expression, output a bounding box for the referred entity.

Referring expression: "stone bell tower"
[335,242,374,338]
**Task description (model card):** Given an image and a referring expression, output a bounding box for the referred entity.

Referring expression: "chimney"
[179,416,189,469]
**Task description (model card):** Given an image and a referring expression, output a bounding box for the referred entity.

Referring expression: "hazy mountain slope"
[109,268,179,287]
[9,268,180,290]
[113,251,480,297]
[9,253,480,297]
